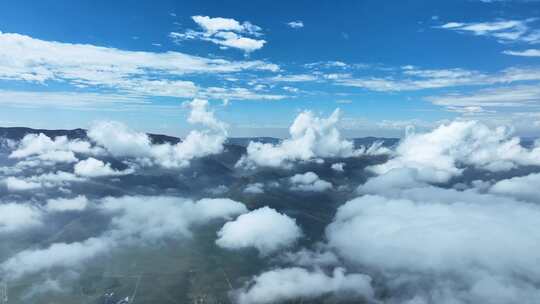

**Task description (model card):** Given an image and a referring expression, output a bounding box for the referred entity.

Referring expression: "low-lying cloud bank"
[1,99,232,194]
[234,267,374,304]
[0,202,42,233]
[371,120,540,183]
[4,111,540,303]
[87,99,227,168]
[319,154,540,304]
[1,195,247,279]
[3,99,227,182]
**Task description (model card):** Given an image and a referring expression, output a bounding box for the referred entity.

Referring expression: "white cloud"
[4,176,41,191]
[287,21,304,29]
[88,99,228,168]
[10,133,97,163]
[170,16,266,53]
[279,249,340,268]
[45,195,89,212]
[438,19,540,44]
[333,66,540,92]
[0,31,277,99]
[1,237,112,280]
[234,267,373,304]
[244,182,264,194]
[206,184,229,195]
[504,49,540,57]
[237,109,384,168]
[425,85,540,109]
[331,162,345,172]
[87,121,153,158]
[0,90,152,110]
[490,172,540,202]
[289,172,333,192]
[268,74,318,82]
[358,168,424,195]
[370,120,540,182]
[187,98,228,132]
[74,158,132,177]
[101,196,248,241]
[216,207,302,255]
[326,191,540,303]
[4,171,84,191]
[199,87,286,101]
[191,16,261,35]
[1,195,247,279]
[0,203,42,233]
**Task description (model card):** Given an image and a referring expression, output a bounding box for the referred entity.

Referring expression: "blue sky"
[1,0,540,137]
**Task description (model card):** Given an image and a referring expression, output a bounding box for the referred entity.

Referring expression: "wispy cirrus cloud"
[425,85,540,108]
[330,66,540,91]
[503,48,540,56]
[437,18,540,44]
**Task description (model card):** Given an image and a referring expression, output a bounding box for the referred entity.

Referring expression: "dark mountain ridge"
[0,127,400,148]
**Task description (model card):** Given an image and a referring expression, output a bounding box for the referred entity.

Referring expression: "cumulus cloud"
[87,121,153,158]
[170,16,266,53]
[216,207,302,255]
[3,171,83,193]
[0,202,42,233]
[331,162,345,172]
[1,237,112,280]
[9,133,98,165]
[4,176,41,191]
[244,182,264,194]
[101,196,248,241]
[326,190,540,303]
[45,195,89,212]
[237,109,385,168]
[187,98,228,132]
[234,267,373,304]
[370,120,540,183]
[289,172,333,192]
[357,167,425,195]
[490,172,540,202]
[74,157,132,177]
[88,99,227,168]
